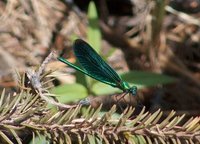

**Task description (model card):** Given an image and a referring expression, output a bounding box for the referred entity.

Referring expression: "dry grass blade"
[186,117,200,132]
[144,109,161,126]
[159,110,176,128]
[0,89,5,107]
[91,104,102,120]
[0,132,13,144]
[165,6,200,26]
[25,52,76,109]
[8,128,22,144]
[130,107,146,126]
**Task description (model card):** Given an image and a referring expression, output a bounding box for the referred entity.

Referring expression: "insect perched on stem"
[58,39,137,100]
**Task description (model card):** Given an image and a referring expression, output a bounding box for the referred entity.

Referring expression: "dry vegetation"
[0,0,199,143]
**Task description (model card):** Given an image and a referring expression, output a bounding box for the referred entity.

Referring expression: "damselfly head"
[129,86,137,96]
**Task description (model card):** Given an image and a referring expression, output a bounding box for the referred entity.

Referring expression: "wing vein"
[73,39,123,88]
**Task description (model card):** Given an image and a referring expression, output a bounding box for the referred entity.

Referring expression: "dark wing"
[58,57,116,87]
[73,39,122,88]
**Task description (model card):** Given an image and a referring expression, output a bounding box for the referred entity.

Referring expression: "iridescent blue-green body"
[58,39,137,96]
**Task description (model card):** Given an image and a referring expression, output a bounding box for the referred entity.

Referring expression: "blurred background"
[0,0,199,116]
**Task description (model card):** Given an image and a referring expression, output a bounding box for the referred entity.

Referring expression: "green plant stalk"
[86,1,102,93]
[151,0,166,44]
[150,0,167,66]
